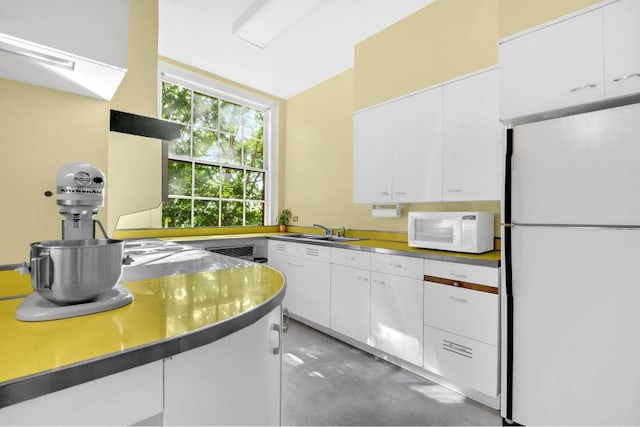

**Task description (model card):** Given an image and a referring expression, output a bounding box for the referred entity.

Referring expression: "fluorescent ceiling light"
[0,33,75,71]
[232,0,323,48]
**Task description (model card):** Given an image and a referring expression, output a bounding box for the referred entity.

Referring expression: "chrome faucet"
[313,224,332,236]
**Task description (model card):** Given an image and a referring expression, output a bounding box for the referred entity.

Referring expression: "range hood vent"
[110,110,181,140]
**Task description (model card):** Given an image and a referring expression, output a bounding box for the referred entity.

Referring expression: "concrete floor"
[282,320,502,426]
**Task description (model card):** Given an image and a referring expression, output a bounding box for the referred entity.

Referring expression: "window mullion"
[190,90,196,227]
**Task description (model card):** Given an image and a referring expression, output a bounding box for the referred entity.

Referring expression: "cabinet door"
[371,272,423,366]
[0,362,163,426]
[392,87,443,202]
[604,0,640,99]
[443,70,501,201]
[499,9,604,121]
[164,307,281,426]
[353,104,393,203]
[330,264,371,344]
[267,245,296,310]
[296,258,331,327]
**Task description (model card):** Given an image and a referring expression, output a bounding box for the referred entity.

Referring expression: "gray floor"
[282,319,502,426]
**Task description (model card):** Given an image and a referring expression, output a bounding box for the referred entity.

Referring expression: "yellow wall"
[283,0,603,235]
[355,0,499,110]
[0,81,109,262]
[498,0,602,38]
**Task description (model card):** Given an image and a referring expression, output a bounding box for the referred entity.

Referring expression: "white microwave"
[408,211,494,253]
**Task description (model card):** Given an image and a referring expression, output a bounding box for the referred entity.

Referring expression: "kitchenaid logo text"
[57,186,103,195]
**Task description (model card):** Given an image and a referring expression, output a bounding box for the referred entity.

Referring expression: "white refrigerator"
[502,103,640,425]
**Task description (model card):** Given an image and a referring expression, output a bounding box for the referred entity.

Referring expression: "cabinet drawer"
[424,259,499,287]
[371,253,422,279]
[423,325,498,397]
[424,281,498,345]
[268,240,292,255]
[331,247,371,269]
[298,243,331,262]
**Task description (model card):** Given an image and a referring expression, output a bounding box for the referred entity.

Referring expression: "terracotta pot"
[279,225,287,232]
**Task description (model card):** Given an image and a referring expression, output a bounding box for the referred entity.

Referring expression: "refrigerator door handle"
[503,128,515,422]
[504,128,513,225]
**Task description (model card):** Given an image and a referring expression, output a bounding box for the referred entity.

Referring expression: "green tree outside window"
[161,81,266,227]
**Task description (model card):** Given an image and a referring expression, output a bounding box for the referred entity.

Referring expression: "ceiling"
[158,0,435,99]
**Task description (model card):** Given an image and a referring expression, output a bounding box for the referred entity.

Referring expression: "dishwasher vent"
[205,245,255,260]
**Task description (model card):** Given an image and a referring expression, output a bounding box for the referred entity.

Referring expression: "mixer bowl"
[30,239,125,305]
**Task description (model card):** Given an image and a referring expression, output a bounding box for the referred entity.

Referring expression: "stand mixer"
[14,162,133,321]
[56,162,109,240]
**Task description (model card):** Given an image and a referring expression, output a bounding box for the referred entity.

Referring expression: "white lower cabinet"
[423,259,500,399]
[164,306,282,426]
[370,253,424,366]
[423,325,498,397]
[0,361,164,426]
[268,240,331,327]
[330,248,372,344]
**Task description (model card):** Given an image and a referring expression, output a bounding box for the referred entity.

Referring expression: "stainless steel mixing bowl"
[30,239,125,305]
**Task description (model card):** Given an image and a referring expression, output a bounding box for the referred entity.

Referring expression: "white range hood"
[0,0,128,101]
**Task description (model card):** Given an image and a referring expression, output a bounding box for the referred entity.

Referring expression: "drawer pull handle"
[380,191,390,196]
[569,83,598,92]
[449,296,467,303]
[389,263,402,268]
[345,256,355,261]
[448,188,461,193]
[613,73,640,82]
[450,273,467,279]
[373,280,385,285]
[358,276,369,282]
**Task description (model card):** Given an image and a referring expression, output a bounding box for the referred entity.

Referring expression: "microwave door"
[414,218,460,250]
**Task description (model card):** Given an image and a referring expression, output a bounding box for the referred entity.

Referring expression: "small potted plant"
[277,208,292,232]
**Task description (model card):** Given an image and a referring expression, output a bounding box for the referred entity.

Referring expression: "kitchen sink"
[286,234,365,242]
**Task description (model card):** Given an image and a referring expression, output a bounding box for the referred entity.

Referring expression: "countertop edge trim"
[0,282,286,409]
[267,236,501,268]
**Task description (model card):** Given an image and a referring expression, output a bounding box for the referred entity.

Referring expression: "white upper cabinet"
[501,0,640,124]
[0,0,128,100]
[354,68,500,203]
[499,8,604,122]
[443,69,501,201]
[354,87,442,204]
[392,88,443,203]
[353,102,394,203]
[603,0,640,99]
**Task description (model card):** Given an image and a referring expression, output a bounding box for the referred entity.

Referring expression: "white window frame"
[158,61,278,226]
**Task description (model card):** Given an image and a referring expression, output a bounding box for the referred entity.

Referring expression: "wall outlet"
[292,216,299,222]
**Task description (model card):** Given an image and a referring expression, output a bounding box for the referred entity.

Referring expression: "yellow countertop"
[0,264,284,391]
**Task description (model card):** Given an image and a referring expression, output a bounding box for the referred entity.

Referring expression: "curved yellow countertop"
[0,263,285,408]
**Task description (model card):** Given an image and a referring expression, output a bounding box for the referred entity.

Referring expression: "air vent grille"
[206,245,254,260]
[306,247,320,257]
[442,339,473,359]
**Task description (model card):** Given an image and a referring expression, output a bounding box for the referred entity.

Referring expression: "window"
[159,68,274,228]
